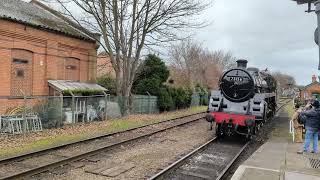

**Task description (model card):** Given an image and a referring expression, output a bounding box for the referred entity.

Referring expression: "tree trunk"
[122,82,132,116]
[115,70,121,96]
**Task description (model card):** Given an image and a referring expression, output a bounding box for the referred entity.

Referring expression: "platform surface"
[231,109,320,180]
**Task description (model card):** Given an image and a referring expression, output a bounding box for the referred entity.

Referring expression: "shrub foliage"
[97,75,117,95]
[132,54,195,111]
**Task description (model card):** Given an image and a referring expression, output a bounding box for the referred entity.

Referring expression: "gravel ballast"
[38,119,214,180]
[0,106,206,159]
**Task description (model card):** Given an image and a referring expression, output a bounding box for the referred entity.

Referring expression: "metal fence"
[131,95,158,114]
[106,95,158,117]
[0,94,159,134]
[0,96,62,134]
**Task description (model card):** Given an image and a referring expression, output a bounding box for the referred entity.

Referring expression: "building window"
[66,65,77,70]
[16,69,25,77]
[65,57,80,81]
[13,59,28,64]
[11,49,33,96]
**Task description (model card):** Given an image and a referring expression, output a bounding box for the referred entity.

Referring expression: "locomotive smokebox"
[236,59,248,69]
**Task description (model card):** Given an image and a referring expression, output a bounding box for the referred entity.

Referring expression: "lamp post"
[315,1,320,70]
[292,0,320,69]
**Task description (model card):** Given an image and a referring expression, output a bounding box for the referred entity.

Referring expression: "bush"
[132,54,169,95]
[169,87,192,109]
[133,78,161,95]
[195,84,209,106]
[158,87,174,111]
[97,75,116,94]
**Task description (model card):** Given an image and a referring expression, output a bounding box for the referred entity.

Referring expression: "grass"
[284,102,294,118]
[0,106,207,159]
[268,101,293,140]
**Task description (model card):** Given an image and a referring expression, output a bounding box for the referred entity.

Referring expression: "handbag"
[297,113,307,125]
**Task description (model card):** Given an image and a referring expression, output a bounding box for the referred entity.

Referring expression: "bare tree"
[272,71,297,89]
[44,0,208,114]
[169,40,236,89]
[211,50,236,70]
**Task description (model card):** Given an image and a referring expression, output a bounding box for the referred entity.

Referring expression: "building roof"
[48,80,107,93]
[300,81,320,90]
[0,0,95,42]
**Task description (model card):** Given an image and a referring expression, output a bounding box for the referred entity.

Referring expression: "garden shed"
[48,80,109,124]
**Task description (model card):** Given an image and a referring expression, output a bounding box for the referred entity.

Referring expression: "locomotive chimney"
[312,75,317,83]
[236,59,248,69]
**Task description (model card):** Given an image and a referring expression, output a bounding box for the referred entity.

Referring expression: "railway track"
[148,138,248,180]
[149,99,291,180]
[0,112,205,179]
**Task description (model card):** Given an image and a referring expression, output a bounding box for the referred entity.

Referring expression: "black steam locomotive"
[206,59,277,139]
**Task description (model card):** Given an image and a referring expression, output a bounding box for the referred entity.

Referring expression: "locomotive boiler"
[206,59,277,139]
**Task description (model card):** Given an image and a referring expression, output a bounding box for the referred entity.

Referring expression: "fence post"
[60,93,63,126]
[70,91,75,124]
[23,94,27,134]
[140,96,142,114]
[146,91,151,114]
[103,91,109,121]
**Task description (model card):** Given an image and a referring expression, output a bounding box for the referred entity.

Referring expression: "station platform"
[231,110,320,180]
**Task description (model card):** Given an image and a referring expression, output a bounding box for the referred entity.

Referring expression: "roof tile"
[0,0,94,41]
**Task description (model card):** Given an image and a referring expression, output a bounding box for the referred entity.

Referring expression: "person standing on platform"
[291,104,303,143]
[297,100,320,154]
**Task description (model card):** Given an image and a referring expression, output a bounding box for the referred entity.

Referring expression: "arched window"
[65,57,80,81]
[11,49,33,96]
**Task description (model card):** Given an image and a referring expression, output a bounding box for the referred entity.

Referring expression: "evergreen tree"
[133,54,169,95]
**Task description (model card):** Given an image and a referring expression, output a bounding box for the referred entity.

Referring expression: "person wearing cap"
[291,104,303,143]
[297,100,320,154]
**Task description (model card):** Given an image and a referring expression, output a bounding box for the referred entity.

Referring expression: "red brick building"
[97,52,115,78]
[0,0,100,112]
[300,75,320,101]
[0,0,99,96]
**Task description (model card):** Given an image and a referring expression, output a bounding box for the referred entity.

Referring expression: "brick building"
[97,52,115,78]
[0,0,99,96]
[0,0,101,112]
[299,75,320,101]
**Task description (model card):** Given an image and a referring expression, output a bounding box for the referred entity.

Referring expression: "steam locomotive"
[206,59,277,139]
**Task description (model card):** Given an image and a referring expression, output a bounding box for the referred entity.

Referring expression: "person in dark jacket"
[297,100,320,154]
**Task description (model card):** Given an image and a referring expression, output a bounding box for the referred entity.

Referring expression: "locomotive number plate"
[228,76,243,82]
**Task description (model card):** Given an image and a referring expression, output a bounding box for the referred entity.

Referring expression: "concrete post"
[315,1,320,70]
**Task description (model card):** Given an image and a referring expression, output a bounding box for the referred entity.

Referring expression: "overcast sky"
[195,0,318,85]
[36,0,319,85]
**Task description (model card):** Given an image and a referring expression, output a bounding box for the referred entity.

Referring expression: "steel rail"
[149,99,291,180]
[148,139,249,180]
[0,112,205,163]
[148,137,218,180]
[1,115,205,180]
[215,142,250,180]
[215,99,291,180]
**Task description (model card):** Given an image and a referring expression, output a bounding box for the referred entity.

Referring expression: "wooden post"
[70,91,75,124]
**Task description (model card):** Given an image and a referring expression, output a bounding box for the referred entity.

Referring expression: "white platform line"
[231,165,280,180]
